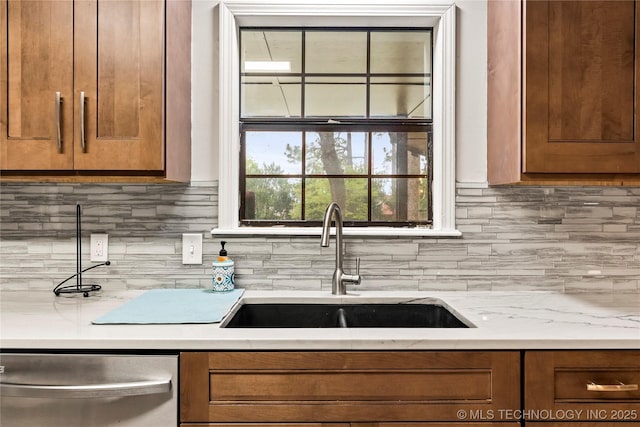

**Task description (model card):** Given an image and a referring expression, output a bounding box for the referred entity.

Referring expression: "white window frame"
[213,0,459,237]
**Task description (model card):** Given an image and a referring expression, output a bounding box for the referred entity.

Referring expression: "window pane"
[305,31,367,74]
[304,178,369,221]
[370,77,431,119]
[239,28,433,227]
[305,77,366,117]
[372,178,428,222]
[306,132,368,174]
[372,132,428,175]
[245,131,302,175]
[245,178,302,220]
[241,76,301,117]
[241,30,301,73]
[370,31,432,74]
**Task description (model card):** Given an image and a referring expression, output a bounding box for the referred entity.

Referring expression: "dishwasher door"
[0,353,178,427]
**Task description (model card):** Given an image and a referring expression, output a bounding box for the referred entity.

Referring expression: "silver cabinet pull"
[79,91,86,152]
[55,92,62,153]
[0,378,171,399]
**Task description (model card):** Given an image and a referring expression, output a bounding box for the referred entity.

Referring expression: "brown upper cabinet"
[0,0,191,182]
[488,0,640,185]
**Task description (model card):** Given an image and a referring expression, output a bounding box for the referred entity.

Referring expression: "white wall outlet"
[182,233,203,265]
[90,234,109,262]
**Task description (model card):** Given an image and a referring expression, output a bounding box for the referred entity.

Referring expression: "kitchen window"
[214,1,458,237]
[240,28,432,227]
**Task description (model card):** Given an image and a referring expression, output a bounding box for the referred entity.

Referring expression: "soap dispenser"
[212,241,235,292]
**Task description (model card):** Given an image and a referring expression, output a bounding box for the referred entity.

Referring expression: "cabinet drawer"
[181,351,520,423]
[356,425,520,427]
[181,424,519,427]
[181,424,347,427]
[525,351,640,420]
[527,424,631,427]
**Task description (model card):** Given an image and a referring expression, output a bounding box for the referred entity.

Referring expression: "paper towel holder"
[53,204,108,297]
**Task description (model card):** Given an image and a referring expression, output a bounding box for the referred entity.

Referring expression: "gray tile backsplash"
[1,183,638,293]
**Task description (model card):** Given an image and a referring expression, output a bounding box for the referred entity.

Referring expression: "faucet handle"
[348,257,361,286]
[340,257,362,288]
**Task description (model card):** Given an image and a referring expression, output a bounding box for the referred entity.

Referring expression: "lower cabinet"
[525,350,640,423]
[527,424,634,427]
[180,351,521,425]
[181,424,518,427]
[181,424,349,427]
[351,425,519,427]
[180,350,640,427]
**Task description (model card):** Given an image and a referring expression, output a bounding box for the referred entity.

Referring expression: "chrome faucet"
[321,202,361,295]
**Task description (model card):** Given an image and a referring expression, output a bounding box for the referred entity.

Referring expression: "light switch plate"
[90,234,109,262]
[182,233,203,265]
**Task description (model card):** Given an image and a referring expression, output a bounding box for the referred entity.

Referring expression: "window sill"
[211,227,462,238]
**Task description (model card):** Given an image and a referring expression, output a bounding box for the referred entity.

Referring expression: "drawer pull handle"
[587,382,638,392]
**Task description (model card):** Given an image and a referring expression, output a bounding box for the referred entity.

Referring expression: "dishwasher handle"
[0,378,171,399]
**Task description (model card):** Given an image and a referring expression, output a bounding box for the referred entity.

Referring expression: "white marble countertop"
[1,290,638,350]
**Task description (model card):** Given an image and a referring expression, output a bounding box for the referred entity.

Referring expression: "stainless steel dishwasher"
[0,353,178,427]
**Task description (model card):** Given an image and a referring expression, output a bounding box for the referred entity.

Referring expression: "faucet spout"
[321,202,361,295]
[321,202,343,270]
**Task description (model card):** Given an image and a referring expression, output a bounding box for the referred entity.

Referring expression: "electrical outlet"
[90,234,109,262]
[182,233,203,265]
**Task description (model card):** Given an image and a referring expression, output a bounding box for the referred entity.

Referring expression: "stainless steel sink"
[223,303,469,328]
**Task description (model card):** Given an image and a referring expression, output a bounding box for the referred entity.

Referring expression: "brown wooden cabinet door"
[73,0,164,172]
[524,0,640,173]
[181,424,349,427]
[525,351,640,421]
[527,424,633,427]
[354,424,520,427]
[0,0,74,170]
[1,0,164,173]
[181,351,521,424]
[181,425,518,427]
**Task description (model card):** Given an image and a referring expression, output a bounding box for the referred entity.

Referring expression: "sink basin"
[223,303,469,328]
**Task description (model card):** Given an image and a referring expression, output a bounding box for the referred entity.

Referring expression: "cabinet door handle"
[55,92,63,153]
[79,91,86,152]
[587,381,638,392]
